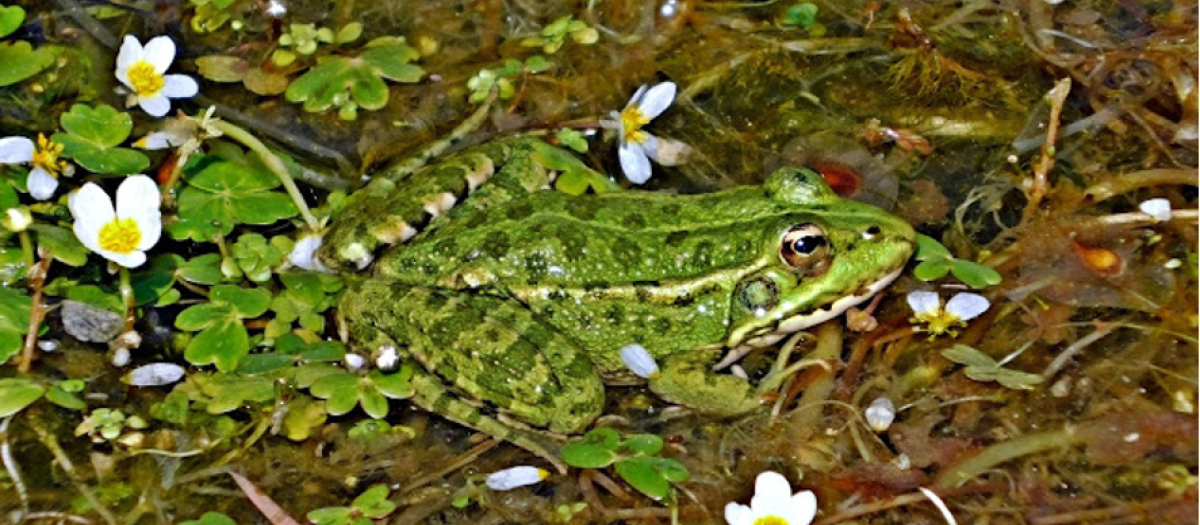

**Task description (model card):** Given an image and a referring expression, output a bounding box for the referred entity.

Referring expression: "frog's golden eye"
[780,223,830,273]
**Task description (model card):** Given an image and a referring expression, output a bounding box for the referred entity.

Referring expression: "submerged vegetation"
[0,0,1196,524]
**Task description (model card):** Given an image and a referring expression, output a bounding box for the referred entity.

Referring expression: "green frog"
[318,137,914,466]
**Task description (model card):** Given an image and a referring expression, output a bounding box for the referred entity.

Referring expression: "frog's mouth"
[714,266,905,370]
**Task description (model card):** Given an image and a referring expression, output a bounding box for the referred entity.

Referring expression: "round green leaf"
[0,5,25,38]
[622,434,664,455]
[561,442,616,469]
[184,320,250,371]
[0,378,45,417]
[614,457,671,501]
[0,41,53,86]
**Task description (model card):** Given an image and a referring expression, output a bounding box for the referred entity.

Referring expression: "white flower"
[70,175,162,268]
[486,466,549,491]
[288,232,330,272]
[0,134,75,200]
[864,397,896,432]
[601,81,677,184]
[375,345,400,370]
[907,291,990,338]
[620,343,659,379]
[1138,198,1172,222]
[725,471,818,525]
[115,35,199,118]
[344,353,365,371]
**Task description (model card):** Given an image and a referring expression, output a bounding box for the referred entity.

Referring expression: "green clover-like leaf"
[0,4,26,38]
[614,456,688,501]
[180,512,237,525]
[0,40,54,87]
[308,367,413,418]
[284,40,423,119]
[29,224,89,267]
[171,145,299,241]
[562,427,621,468]
[352,484,395,518]
[131,254,182,306]
[178,253,225,285]
[177,285,271,370]
[45,381,87,410]
[0,377,44,417]
[915,234,952,260]
[195,373,277,414]
[622,434,664,456]
[307,506,353,525]
[51,104,149,175]
[0,286,31,363]
[949,259,1003,289]
[912,258,951,281]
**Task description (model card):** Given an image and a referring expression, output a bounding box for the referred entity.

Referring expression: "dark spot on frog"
[610,237,642,266]
[666,230,690,246]
[605,304,625,323]
[505,202,535,221]
[566,199,600,220]
[624,213,647,229]
[661,203,682,216]
[480,231,510,257]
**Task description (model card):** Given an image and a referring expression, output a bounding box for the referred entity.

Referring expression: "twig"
[1023,78,1072,218]
[18,252,52,373]
[28,417,119,525]
[1041,322,1114,379]
[210,120,320,230]
[20,511,94,524]
[1,416,29,516]
[933,427,1083,489]
[403,438,500,493]
[194,96,354,175]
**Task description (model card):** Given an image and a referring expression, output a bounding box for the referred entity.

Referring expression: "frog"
[317,137,915,468]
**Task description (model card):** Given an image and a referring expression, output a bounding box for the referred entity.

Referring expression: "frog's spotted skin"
[321,137,915,468]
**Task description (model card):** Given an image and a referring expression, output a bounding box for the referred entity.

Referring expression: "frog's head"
[724,167,915,351]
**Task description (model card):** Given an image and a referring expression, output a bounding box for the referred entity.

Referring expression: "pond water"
[0,1,1196,524]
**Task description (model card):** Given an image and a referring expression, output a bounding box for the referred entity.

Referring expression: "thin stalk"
[1,416,28,516]
[933,427,1083,489]
[210,120,319,230]
[18,253,51,373]
[17,230,33,269]
[29,417,119,525]
[118,266,134,331]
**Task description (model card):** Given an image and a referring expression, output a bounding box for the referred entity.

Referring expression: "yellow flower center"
[127,61,164,97]
[32,134,67,176]
[98,218,142,254]
[753,517,790,525]
[913,311,964,338]
[620,105,651,144]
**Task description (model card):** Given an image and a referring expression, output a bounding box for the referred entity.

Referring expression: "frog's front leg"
[647,349,825,417]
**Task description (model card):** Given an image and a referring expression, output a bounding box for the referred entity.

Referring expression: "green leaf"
[614,457,671,501]
[197,373,276,414]
[285,43,424,119]
[307,507,352,525]
[309,372,359,416]
[178,254,225,285]
[282,394,327,441]
[941,344,999,368]
[781,2,819,27]
[0,4,25,38]
[172,149,298,240]
[949,259,1003,289]
[0,246,26,285]
[561,442,615,469]
[52,104,149,175]
[0,287,31,363]
[132,255,181,306]
[370,367,415,399]
[29,224,89,267]
[0,378,45,417]
[622,434,664,455]
[185,320,249,371]
[353,484,395,517]
[150,390,189,424]
[211,285,272,318]
[912,258,951,281]
[45,383,87,410]
[942,344,1044,390]
[915,234,952,260]
[0,41,54,87]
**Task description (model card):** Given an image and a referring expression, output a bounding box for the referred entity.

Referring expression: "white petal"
[70,183,116,253]
[116,175,162,251]
[906,291,941,316]
[486,466,548,490]
[637,81,676,120]
[27,167,58,200]
[789,490,818,525]
[641,134,659,161]
[289,233,330,272]
[344,353,365,370]
[124,362,185,386]
[116,35,143,72]
[101,249,147,268]
[618,144,652,184]
[111,347,131,367]
[750,471,794,515]
[0,136,34,164]
[620,344,659,379]
[945,293,990,322]
[864,397,896,432]
[1138,198,1171,222]
[141,36,177,74]
[138,95,172,118]
[161,74,199,99]
[626,84,649,108]
[135,132,174,150]
[724,503,753,525]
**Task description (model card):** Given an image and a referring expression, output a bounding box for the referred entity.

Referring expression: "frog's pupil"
[792,236,823,255]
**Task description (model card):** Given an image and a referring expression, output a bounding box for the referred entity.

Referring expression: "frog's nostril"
[863,225,882,240]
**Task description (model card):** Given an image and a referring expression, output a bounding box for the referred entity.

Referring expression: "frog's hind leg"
[408,369,568,474]
[648,349,829,418]
[319,139,551,270]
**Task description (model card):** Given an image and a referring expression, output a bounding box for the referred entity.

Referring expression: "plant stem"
[17,230,33,270]
[0,416,28,516]
[118,266,134,330]
[18,253,51,374]
[29,416,119,525]
[933,427,1083,489]
[210,120,320,230]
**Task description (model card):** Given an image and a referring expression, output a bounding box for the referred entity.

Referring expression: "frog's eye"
[780,223,830,273]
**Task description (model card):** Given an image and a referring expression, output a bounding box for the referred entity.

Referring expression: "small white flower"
[375,345,400,370]
[620,343,659,379]
[1138,198,1172,222]
[69,175,162,268]
[486,465,549,491]
[344,353,365,371]
[907,291,990,338]
[115,35,199,118]
[288,232,330,272]
[864,397,896,432]
[265,0,288,17]
[3,206,32,232]
[725,471,818,525]
[601,81,677,184]
[0,134,75,200]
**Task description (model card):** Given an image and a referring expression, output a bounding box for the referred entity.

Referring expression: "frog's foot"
[647,351,830,417]
[409,370,569,474]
